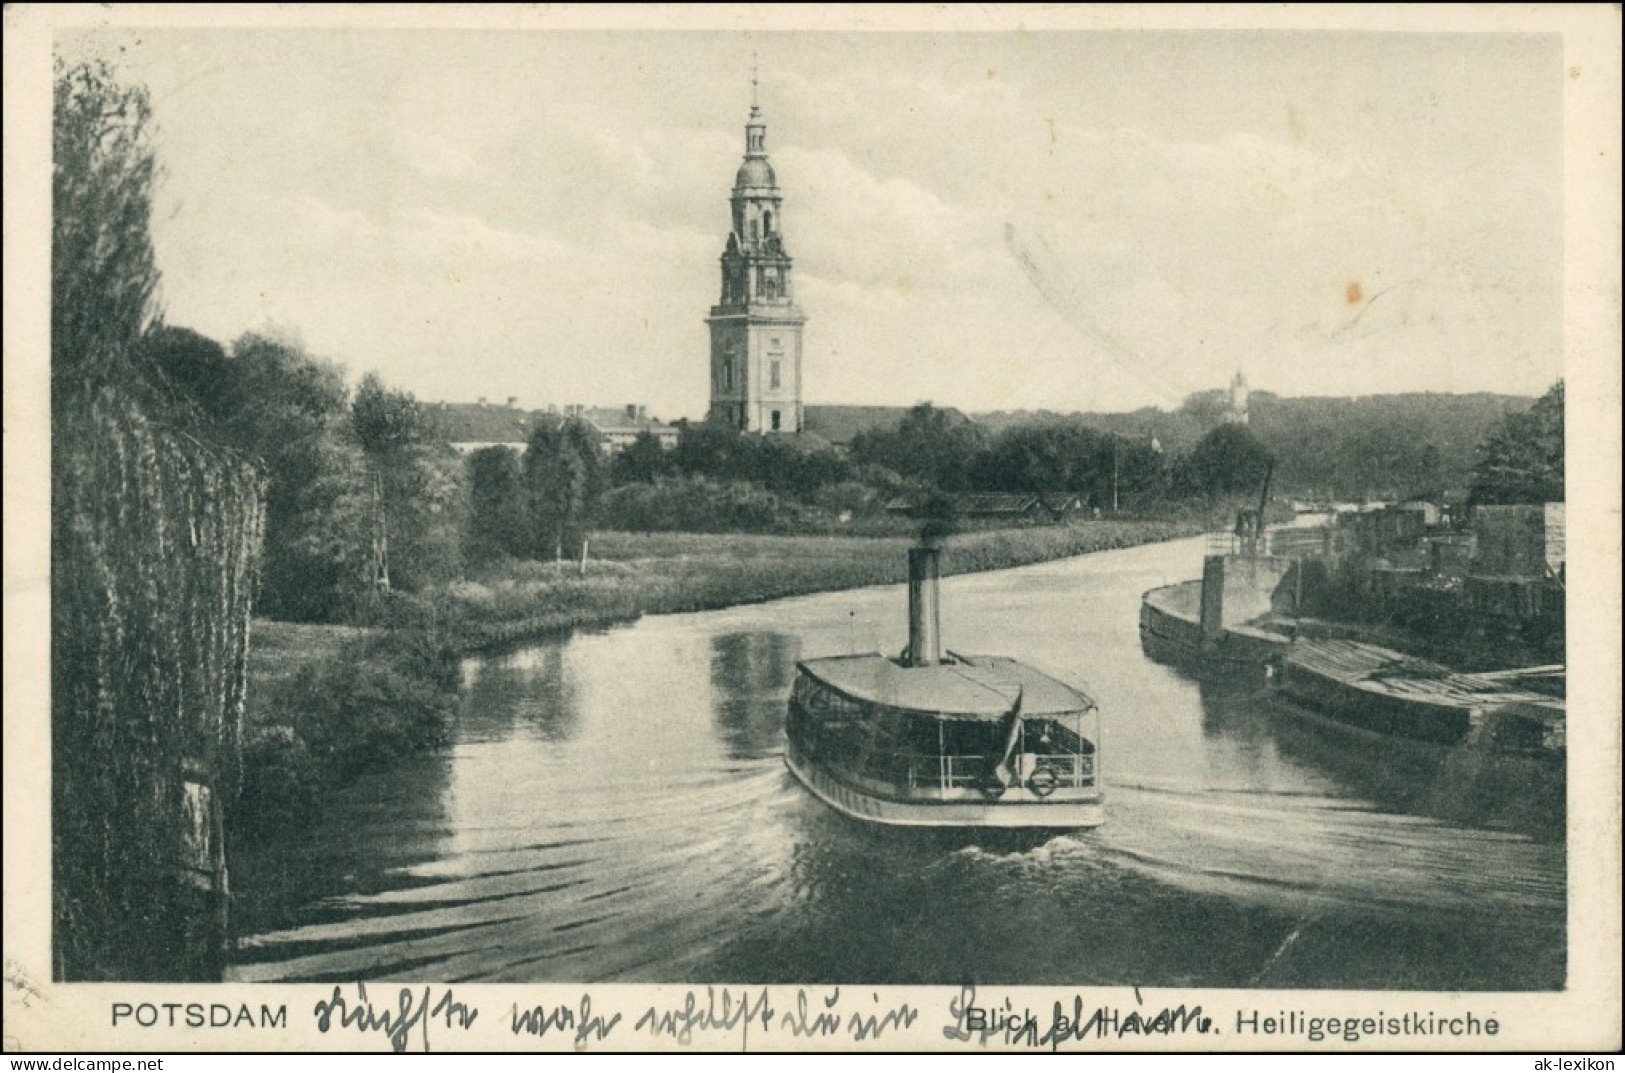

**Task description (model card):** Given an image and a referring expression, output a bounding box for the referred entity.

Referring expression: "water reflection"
[1261,692,1565,840]
[461,644,582,743]
[708,632,798,760]
[228,538,1565,988]
[227,751,456,980]
[1140,633,1563,841]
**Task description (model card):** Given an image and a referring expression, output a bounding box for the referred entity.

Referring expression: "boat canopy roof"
[796,653,1095,721]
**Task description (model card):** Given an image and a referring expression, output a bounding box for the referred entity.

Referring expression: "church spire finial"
[743,56,767,158]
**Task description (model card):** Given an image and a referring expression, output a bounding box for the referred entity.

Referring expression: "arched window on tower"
[763,210,773,234]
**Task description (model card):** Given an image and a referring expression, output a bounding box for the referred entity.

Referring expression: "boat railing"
[909,753,1096,791]
[1206,528,1332,559]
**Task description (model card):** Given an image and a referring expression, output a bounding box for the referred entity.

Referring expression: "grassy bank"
[395,517,1202,652]
[235,519,1198,839]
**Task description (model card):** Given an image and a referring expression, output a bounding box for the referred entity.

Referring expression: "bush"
[234,726,320,837]
[601,475,803,533]
[811,479,885,517]
[279,630,460,785]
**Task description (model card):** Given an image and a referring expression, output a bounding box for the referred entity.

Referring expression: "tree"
[351,373,426,590]
[383,443,468,591]
[1175,423,1275,498]
[523,418,604,560]
[350,373,468,593]
[52,58,160,399]
[849,403,984,491]
[1178,389,1230,428]
[1469,382,1564,505]
[1109,435,1168,508]
[132,325,236,434]
[51,60,262,981]
[669,420,745,477]
[610,429,668,484]
[218,333,367,620]
[466,447,527,562]
[974,421,1112,495]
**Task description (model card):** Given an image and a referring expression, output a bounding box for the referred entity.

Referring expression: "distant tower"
[1226,370,1250,426]
[706,68,807,433]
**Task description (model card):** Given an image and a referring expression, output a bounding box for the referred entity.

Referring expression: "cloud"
[122,30,1560,417]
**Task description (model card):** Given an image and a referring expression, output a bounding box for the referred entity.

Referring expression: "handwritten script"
[313,983,478,1053]
[301,979,1212,1051]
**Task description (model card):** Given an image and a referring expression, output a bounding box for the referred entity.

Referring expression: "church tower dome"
[705,69,807,434]
[735,157,777,189]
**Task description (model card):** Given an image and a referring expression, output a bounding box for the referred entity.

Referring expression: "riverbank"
[423,518,1203,651]
[234,519,1198,840]
[248,518,1201,684]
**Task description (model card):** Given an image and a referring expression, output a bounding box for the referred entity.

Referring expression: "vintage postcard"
[4,3,1620,1055]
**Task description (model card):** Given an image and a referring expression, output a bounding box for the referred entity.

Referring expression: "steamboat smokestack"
[906,546,942,667]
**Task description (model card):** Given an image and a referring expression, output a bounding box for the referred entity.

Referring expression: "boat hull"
[785,744,1105,830]
[1277,637,1565,755]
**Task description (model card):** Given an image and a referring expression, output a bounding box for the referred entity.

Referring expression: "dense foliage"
[602,475,802,533]
[52,60,263,980]
[235,631,460,838]
[849,403,985,491]
[52,59,160,396]
[980,391,1531,501]
[523,418,604,560]
[138,329,469,620]
[1468,382,1564,505]
[1173,423,1276,498]
[466,445,529,562]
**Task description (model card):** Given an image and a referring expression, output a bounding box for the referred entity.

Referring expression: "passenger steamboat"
[785,545,1104,829]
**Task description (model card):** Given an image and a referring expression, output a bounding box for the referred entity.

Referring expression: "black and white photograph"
[4,3,1620,1055]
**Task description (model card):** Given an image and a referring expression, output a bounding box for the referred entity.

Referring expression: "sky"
[58,24,1565,421]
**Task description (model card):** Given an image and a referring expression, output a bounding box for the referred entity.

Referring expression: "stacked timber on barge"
[1137,512,1566,759]
[1279,638,1565,756]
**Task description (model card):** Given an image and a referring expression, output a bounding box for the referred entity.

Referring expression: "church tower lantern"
[706,71,807,433]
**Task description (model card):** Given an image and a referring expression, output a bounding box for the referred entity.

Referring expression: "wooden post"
[1112,441,1120,513]
[371,471,390,591]
[1199,554,1227,650]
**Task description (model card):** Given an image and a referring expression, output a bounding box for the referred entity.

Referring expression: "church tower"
[706,73,806,433]
[1225,370,1250,426]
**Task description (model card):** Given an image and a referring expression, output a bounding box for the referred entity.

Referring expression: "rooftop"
[799,653,1094,720]
[424,401,675,445]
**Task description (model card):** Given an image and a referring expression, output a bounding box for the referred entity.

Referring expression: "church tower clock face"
[705,71,806,434]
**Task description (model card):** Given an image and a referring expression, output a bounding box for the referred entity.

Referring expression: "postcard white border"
[5,3,1619,1054]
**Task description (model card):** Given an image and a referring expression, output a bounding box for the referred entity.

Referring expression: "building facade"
[426,400,677,456]
[706,82,807,433]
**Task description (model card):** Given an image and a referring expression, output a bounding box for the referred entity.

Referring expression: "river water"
[229,537,1565,989]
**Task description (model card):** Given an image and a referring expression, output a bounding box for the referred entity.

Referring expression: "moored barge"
[1278,637,1565,755]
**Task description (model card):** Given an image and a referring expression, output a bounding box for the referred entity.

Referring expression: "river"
[228,536,1565,989]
